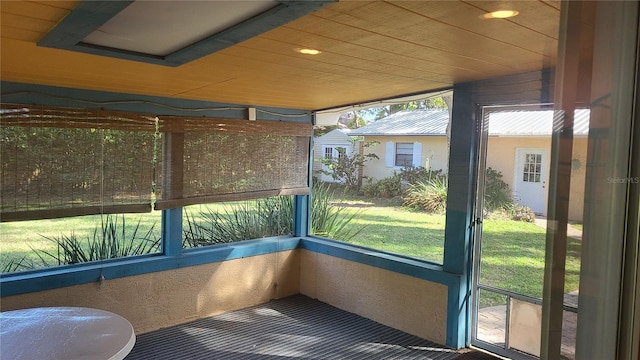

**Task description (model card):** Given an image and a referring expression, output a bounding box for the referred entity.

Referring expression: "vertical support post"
[293,195,309,237]
[575,1,639,359]
[161,132,184,256]
[541,1,594,358]
[162,208,182,256]
[444,83,478,348]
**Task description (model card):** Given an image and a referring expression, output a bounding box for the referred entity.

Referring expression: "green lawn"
[336,204,446,264]
[0,212,162,271]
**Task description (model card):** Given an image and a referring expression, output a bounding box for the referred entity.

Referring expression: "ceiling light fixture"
[483,10,519,19]
[298,48,321,55]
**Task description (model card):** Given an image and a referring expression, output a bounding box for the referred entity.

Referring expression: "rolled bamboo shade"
[0,104,157,221]
[154,116,312,210]
[0,104,312,218]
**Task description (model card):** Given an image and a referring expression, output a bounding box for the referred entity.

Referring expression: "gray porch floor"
[125,295,498,360]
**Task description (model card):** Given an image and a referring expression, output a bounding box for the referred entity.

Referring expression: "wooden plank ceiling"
[0,1,561,111]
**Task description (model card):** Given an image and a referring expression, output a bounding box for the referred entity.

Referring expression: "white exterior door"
[515,149,547,214]
[321,145,350,183]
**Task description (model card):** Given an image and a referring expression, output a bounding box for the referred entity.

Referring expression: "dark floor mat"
[126,295,463,360]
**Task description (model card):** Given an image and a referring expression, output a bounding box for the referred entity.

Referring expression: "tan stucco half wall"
[299,250,448,345]
[0,250,300,334]
[1,249,449,344]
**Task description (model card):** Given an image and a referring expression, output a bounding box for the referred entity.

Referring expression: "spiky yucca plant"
[402,176,449,213]
[35,215,160,265]
[183,182,365,247]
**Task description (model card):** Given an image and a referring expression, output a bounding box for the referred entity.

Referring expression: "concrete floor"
[477,304,576,359]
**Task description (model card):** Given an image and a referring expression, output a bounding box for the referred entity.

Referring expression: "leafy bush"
[399,166,443,186]
[35,215,160,266]
[509,204,536,222]
[361,173,403,198]
[484,167,513,211]
[316,140,378,188]
[184,182,364,247]
[401,176,449,213]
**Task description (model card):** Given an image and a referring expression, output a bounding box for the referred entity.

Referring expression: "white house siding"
[486,137,588,221]
[360,135,449,181]
[312,129,360,182]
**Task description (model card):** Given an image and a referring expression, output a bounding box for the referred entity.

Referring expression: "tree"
[317,138,379,188]
[356,96,448,121]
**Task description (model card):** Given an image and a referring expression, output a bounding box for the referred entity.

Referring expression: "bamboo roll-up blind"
[154,116,311,210]
[0,104,157,131]
[0,104,157,221]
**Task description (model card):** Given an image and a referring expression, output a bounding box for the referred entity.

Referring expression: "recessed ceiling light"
[483,10,519,19]
[297,48,321,55]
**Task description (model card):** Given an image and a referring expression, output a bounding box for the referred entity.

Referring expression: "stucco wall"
[299,250,448,344]
[0,251,300,334]
[486,137,587,221]
[362,136,449,181]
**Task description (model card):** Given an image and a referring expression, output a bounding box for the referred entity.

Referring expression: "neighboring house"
[348,108,589,221]
[348,109,450,180]
[486,109,589,221]
[313,128,360,183]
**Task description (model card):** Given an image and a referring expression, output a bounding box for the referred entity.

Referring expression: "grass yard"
[329,193,581,307]
[337,204,446,264]
[0,212,162,271]
[478,219,581,306]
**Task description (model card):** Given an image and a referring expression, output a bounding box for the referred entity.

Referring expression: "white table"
[0,307,136,360]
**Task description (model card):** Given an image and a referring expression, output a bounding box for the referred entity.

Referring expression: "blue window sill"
[1,236,459,297]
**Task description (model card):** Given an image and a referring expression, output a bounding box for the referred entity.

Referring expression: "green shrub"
[35,215,160,266]
[509,204,536,222]
[484,167,513,211]
[402,176,449,213]
[361,173,402,198]
[399,166,443,186]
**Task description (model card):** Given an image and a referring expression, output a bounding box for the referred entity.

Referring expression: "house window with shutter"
[395,143,414,167]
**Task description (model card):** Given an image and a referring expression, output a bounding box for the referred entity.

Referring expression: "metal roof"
[349,109,449,136]
[488,109,590,136]
[348,108,590,136]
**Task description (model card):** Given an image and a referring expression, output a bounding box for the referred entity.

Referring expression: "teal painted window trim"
[300,237,450,282]
[37,1,334,67]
